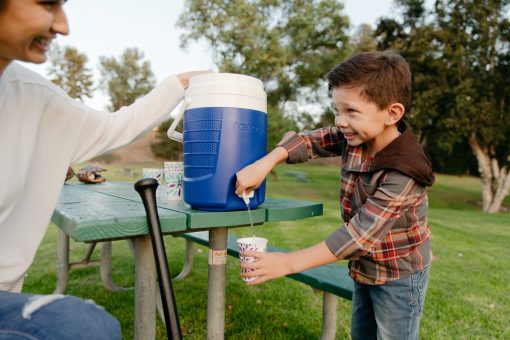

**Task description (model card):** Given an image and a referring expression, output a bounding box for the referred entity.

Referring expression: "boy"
[235,51,434,339]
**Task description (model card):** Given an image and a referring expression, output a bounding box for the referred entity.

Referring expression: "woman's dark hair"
[0,0,7,12]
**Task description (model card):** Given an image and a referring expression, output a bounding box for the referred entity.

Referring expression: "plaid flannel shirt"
[278,127,432,285]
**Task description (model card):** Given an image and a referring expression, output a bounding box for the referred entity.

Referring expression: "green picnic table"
[51,182,322,340]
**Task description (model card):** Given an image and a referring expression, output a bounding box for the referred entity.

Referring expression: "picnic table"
[51,182,322,340]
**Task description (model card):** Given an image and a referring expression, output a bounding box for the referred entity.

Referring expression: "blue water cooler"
[168,73,267,211]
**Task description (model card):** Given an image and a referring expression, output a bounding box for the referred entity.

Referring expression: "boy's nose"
[335,114,348,128]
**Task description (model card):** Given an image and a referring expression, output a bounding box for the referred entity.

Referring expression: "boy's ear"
[385,103,405,126]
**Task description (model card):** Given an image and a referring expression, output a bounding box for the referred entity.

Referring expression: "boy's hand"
[239,251,293,285]
[235,146,289,196]
[240,242,338,285]
[235,161,270,197]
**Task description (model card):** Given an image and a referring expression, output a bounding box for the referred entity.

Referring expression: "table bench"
[175,231,353,340]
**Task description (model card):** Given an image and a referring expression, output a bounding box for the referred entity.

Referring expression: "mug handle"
[167,99,188,143]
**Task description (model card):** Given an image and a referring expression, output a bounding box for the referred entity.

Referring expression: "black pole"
[134,178,182,340]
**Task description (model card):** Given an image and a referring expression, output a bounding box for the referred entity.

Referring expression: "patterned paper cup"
[142,168,164,200]
[237,237,268,282]
[164,162,183,201]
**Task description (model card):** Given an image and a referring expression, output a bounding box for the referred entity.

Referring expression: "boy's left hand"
[240,251,292,285]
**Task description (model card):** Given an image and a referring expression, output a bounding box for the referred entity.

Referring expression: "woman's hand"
[176,70,213,89]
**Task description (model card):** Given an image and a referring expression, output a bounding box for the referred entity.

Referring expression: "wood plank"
[62,183,323,231]
[76,182,267,229]
[260,198,323,222]
[52,184,187,242]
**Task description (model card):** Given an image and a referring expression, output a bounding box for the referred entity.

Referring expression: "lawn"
[24,161,510,339]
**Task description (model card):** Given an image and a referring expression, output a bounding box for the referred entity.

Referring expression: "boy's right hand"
[235,161,269,197]
[235,146,289,196]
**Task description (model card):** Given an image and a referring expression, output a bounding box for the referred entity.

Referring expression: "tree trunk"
[468,133,510,213]
[487,167,510,213]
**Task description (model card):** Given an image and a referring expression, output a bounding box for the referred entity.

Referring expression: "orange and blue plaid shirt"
[278,126,432,285]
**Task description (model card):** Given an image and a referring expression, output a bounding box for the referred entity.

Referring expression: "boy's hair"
[326,51,412,110]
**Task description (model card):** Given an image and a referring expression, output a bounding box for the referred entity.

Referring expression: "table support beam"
[134,235,157,340]
[206,227,228,340]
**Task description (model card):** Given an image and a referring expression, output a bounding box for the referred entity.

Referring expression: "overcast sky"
[23,0,401,108]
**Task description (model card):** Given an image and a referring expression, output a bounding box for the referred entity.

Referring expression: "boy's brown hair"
[326,51,412,110]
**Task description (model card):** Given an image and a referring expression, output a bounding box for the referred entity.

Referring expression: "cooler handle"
[167,98,190,143]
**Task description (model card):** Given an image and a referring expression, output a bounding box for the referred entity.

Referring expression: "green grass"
[24,161,510,339]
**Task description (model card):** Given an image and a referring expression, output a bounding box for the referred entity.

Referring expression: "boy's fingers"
[240,250,264,258]
[245,275,268,285]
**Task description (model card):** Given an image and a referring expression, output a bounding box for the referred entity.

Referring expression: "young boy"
[235,51,434,339]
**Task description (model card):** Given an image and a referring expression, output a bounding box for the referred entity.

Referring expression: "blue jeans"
[351,266,430,340]
[0,291,121,340]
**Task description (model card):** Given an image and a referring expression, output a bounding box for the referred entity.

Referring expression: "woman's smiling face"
[0,0,69,72]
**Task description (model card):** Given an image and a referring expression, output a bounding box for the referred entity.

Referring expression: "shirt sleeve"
[325,171,425,259]
[277,127,343,163]
[44,75,185,165]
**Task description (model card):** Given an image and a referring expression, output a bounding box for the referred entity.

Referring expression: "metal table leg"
[54,229,70,294]
[100,241,132,292]
[134,235,157,340]
[206,227,228,340]
[320,292,338,340]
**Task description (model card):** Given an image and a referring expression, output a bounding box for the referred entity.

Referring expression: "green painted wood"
[55,183,323,241]
[180,231,353,300]
[76,183,306,228]
[260,198,323,222]
[52,184,187,242]
[75,182,267,228]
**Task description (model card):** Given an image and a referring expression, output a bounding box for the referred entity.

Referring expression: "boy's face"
[331,86,397,155]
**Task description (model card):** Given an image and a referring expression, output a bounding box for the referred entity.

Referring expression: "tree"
[47,44,94,100]
[351,24,378,52]
[98,48,156,111]
[375,0,510,213]
[177,0,351,143]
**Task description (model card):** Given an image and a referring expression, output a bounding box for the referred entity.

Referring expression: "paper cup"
[237,237,268,282]
[164,162,183,201]
[142,168,164,200]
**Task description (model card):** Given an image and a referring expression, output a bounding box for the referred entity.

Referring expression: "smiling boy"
[235,51,435,339]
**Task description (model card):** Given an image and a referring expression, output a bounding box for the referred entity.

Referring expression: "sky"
[23,0,398,109]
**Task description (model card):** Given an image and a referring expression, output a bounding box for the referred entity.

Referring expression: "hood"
[371,122,435,187]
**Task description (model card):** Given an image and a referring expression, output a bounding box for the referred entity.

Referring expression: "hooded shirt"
[279,121,433,284]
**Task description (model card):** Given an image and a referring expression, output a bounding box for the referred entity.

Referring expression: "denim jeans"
[0,291,121,340]
[351,266,431,340]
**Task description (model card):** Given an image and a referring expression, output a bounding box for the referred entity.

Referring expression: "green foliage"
[150,118,183,160]
[351,23,378,52]
[98,48,156,111]
[374,0,510,211]
[266,105,300,149]
[47,44,94,100]
[178,0,351,121]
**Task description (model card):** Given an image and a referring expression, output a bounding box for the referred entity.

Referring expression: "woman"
[0,0,207,338]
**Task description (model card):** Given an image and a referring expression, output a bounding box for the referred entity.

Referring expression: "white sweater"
[0,63,184,292]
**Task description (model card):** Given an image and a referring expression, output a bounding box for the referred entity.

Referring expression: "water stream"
[242,192,255,238]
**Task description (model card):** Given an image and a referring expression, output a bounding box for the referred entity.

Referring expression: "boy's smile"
[331,86,404,157]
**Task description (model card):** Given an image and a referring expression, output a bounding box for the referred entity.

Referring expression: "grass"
[24,161,510,339]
